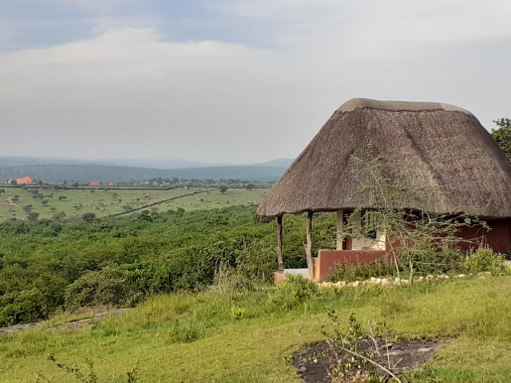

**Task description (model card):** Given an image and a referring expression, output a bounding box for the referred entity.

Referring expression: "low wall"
[313,249,387,282]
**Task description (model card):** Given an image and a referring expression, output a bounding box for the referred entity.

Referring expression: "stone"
[335,281,346,287]
[381,278,394,286]
[416,276,424,282]
[426,275,434,280]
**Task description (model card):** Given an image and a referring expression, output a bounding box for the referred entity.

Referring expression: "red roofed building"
[16,176,35,184]
[109,182,114,186]
[90,181,100,186]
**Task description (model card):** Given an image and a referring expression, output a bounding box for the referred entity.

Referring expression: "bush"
[464,248,509,276]
[0,289,47,326]
[272,274,318,309]
[65,267,133,310]
[326,258,395,283]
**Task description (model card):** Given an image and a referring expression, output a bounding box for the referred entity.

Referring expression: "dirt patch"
[0,309,131,334]
[5,196,19,208]
[293,338,443,382]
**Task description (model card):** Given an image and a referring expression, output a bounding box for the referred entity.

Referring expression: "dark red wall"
[458,218,511,254]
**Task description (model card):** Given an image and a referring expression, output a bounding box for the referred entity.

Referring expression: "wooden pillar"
[277,215,284,272]
[305,211,314,279]
[336,210,344,250]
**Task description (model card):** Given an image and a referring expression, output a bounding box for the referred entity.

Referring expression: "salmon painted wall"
[313,249,387,282]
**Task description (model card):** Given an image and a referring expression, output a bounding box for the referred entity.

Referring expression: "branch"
[337,345,403,383]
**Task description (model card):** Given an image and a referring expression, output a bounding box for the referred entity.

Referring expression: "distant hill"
[257,158,294,167]
[0,164,288,183]
[0,157,218,169]
[0,156,295,170]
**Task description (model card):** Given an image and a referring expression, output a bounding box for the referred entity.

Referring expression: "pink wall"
[313,249,387,282]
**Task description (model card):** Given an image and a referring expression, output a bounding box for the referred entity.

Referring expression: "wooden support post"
[336,210,344,250]
[305,211,314,280]
[277,215,284,272]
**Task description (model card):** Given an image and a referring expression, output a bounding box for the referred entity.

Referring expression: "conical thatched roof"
[258,98,511,218]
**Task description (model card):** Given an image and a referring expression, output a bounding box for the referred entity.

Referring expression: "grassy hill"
[2,277,511,382]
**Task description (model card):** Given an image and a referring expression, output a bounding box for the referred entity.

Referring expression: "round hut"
[258,98,511,281]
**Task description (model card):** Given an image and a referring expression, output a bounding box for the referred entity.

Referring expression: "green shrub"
[64,267,133,310]
[464,248,509,276]
[0,289,47,326]
[326,258,395,283]
[272,274,318,309]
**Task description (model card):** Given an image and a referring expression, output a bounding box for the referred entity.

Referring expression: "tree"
[82,212,96,222]
[343,148,485,284]
[491,118,511,160]
[41,199,49,206]
[219,186,228,194]
[58,196,67,201]
[27,212,40,221]
[246,183,256,191]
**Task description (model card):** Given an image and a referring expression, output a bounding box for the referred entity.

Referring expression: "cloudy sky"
[0,1,510,163]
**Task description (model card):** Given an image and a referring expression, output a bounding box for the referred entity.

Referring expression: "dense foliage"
[0,206,337,326]
[491,117,511,160]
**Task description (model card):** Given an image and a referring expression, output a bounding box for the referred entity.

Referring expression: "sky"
[0,0,510,164]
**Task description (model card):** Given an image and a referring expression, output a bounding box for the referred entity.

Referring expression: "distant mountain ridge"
[0,157,217,169]
[0,156,294,170]
[0,164,288,183]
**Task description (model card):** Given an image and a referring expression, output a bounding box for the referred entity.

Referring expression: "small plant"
[464,248,509,276]
[230,305,245,320]
[35,353,139,383]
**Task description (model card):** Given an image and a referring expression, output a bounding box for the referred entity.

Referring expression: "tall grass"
[2,276,511,382]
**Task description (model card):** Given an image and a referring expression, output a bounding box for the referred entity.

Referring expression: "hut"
[257,98,511,281]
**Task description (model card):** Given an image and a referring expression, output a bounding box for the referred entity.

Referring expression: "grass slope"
[2,276,511,382]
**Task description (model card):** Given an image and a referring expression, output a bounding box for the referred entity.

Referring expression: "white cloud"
[0,2,510,162]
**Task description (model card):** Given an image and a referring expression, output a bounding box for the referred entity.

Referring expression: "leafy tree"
[344,149,485,283]
[246,183,256,191]
[27,212,40,222]
[58,195,67,201]
[41,199,49,206]
[491,118,511,160]
[219,186,228,194]
[82,212,96,222]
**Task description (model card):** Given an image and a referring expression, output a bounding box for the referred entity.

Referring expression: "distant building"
[109,182,114,186]
[16,176,35,184]
[90,181,100,186]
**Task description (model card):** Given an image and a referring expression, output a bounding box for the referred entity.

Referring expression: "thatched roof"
[258,98,511,218]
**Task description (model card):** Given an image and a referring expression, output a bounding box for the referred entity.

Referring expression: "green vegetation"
[492,118,511,160]
[0,185,268,221]
[0,205,338,326]
[1,276,511,382]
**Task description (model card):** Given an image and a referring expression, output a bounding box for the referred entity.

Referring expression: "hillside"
[0,164,287,183]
